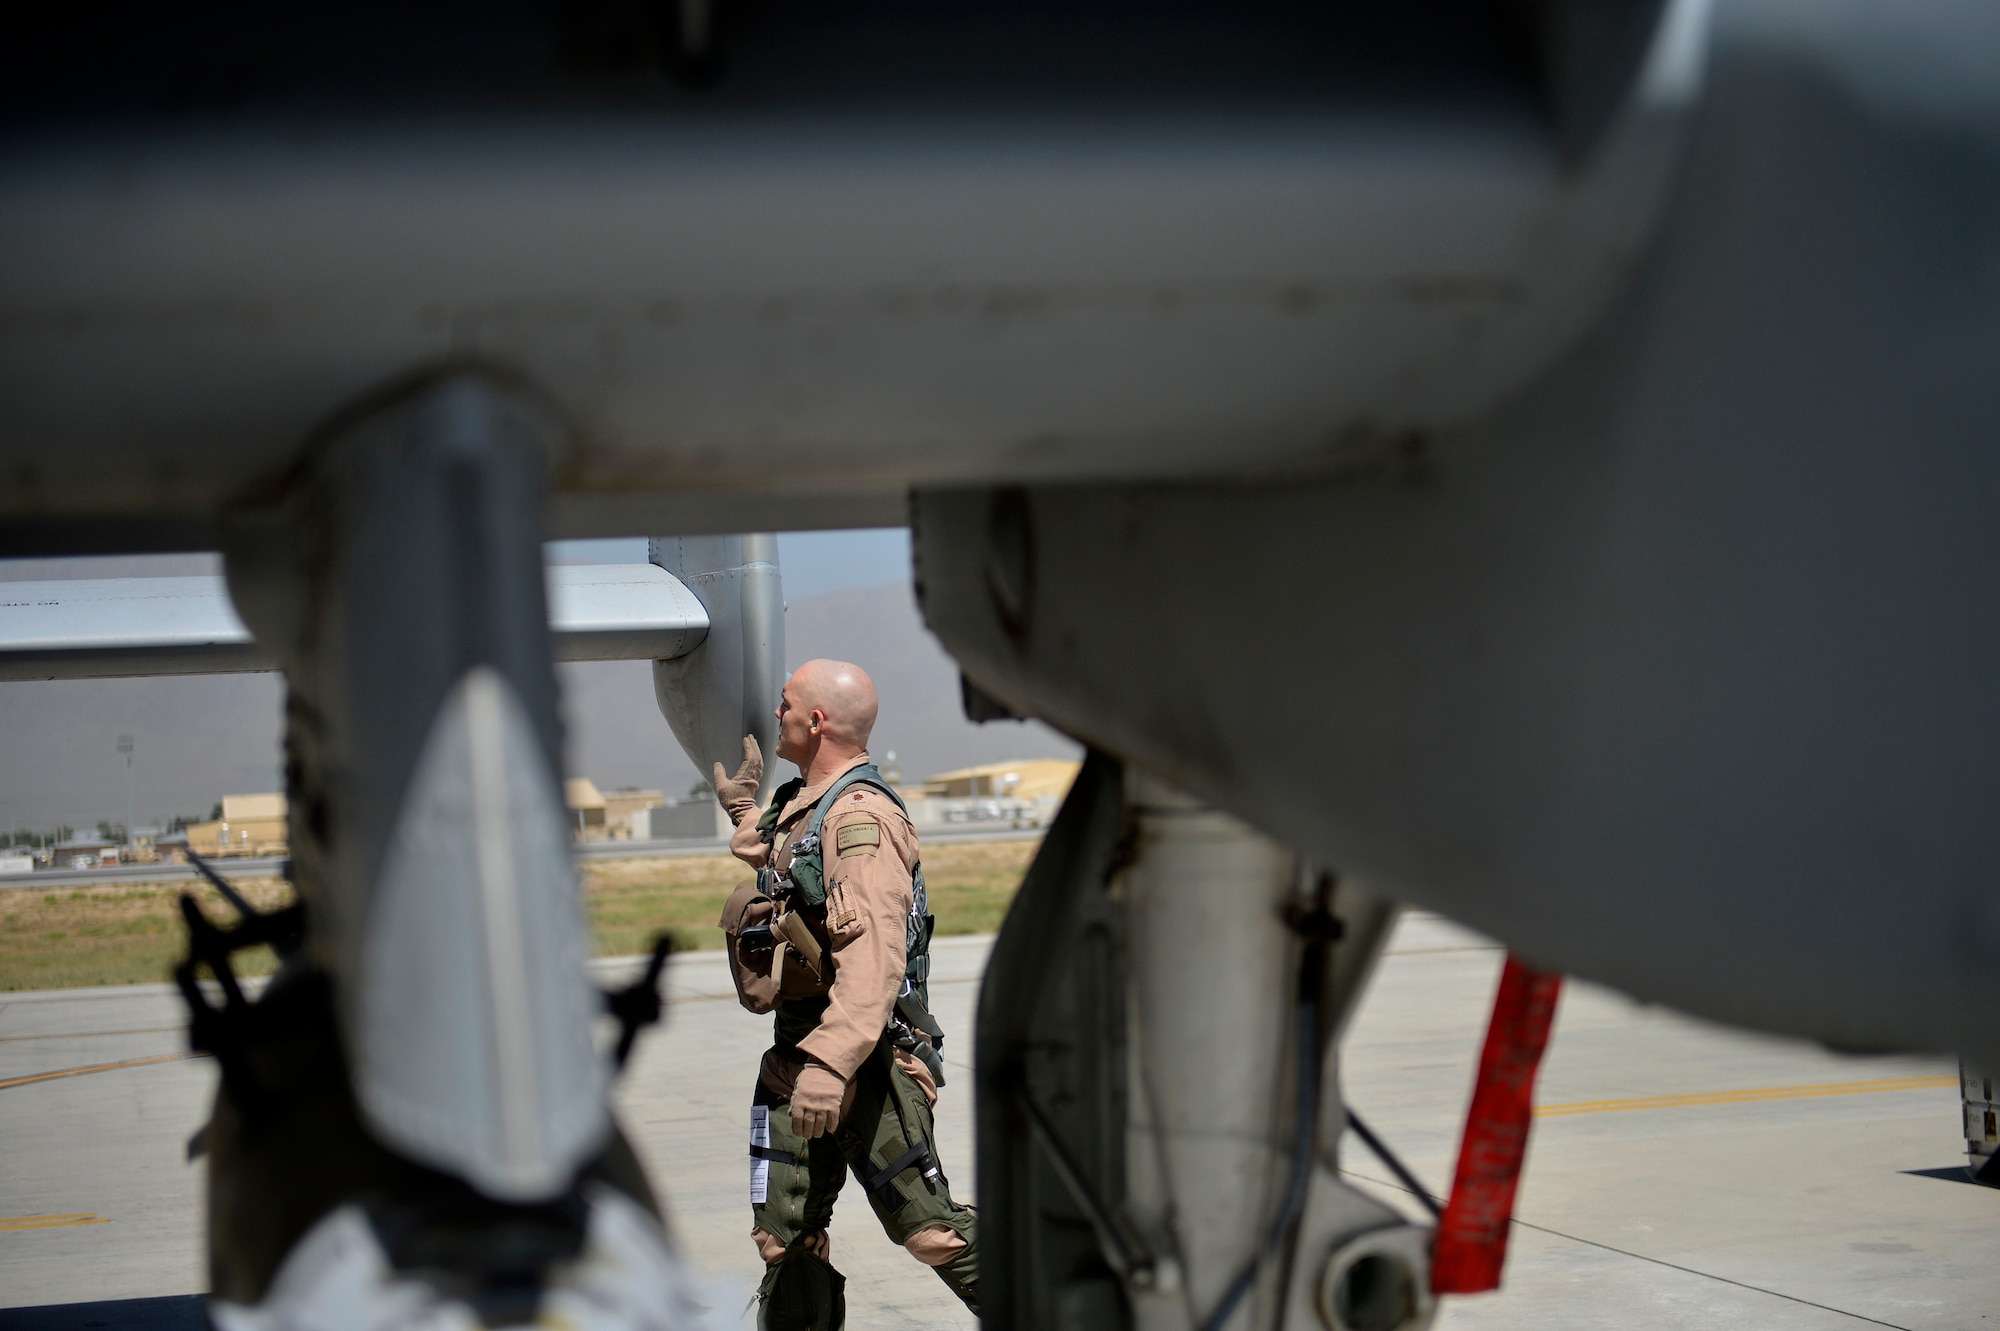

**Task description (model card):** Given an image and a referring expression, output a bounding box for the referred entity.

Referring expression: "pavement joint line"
[1498,1217,1916,1331]
[0,1213,110,1232]
[0,1051,196,1091]
[1536,1074,1958,1117]
[1339,1168,1915,1331]
[0,1025,183,1043]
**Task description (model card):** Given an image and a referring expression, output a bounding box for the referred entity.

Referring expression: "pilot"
[712,658,978,1329]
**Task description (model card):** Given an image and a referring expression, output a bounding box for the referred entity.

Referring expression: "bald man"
[712,659,978,1328]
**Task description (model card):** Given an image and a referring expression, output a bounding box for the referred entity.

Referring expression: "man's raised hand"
[713,734,765,823]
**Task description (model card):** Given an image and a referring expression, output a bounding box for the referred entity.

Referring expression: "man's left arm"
[790,796,915,1133]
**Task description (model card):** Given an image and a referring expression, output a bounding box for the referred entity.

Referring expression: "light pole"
[117,734,134,855]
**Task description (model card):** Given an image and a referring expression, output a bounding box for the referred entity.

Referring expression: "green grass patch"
[0,840,1036,991]
[0,878,293,991]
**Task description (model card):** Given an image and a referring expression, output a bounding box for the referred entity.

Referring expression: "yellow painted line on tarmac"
[0,1213,109,1232]
[1537,1073,1958,1118]
[0,1051,194,1091]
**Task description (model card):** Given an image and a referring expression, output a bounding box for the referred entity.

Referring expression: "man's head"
[774,659,879,770]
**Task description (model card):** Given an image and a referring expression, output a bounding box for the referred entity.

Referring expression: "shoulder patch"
[835,820,882,855]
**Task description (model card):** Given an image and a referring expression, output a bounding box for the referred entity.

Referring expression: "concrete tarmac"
[1,914,1993,1328]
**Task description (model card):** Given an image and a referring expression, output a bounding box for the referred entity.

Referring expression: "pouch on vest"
[773,904,834,1002]
[719,878,781,1014]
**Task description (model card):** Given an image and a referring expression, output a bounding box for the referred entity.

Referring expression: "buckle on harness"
[863,1139,940,1210]
[758,864,796,902]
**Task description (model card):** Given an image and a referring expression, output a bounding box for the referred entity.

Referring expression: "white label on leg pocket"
[750,1105,771,1205]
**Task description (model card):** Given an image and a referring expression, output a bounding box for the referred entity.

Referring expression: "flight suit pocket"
[719,878,780,1014]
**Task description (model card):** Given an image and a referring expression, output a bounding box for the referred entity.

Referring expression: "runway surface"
[1,913,1992,1328]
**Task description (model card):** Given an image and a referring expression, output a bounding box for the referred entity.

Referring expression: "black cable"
[1201,988,1320,1331]
[1019,1086,1151,1281]
[1344,1110,1443,1220]
[1201,889,1341,1331]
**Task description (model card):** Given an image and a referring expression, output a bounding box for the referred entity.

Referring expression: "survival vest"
[757,763,946,1083]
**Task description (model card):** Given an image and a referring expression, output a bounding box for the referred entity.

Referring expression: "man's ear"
[810,707,828,734]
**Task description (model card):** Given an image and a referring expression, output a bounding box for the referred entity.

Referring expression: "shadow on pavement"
[1900,1166,1999,1189]
[0,1297,208,1330]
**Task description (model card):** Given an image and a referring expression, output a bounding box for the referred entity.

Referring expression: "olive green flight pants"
[750,1045,978,1329]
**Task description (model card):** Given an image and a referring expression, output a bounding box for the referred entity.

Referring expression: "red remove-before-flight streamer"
[1431,954,1564,1295]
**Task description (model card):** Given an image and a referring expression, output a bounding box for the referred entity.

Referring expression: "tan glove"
[712,735,765,825]
[790,1060,848,1140]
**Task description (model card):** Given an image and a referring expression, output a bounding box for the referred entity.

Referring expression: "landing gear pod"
[648,535,785,806]
[976,755,1433,1331]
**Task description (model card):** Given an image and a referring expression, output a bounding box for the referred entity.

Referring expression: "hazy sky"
[0,529,923,831]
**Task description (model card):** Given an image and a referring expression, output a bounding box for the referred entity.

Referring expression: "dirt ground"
[0,839,1035,991]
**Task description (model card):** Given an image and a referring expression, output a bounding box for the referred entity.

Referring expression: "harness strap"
[896,991,945,1043]
[863,1139,938,1201]
[806,763,913,842]
[757,777,806,844]
[749,1144,797,1166]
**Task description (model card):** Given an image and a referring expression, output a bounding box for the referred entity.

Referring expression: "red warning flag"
[1431,955,1563,1295]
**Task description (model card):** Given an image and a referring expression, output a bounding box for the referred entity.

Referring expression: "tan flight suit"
[721,754,977,1327]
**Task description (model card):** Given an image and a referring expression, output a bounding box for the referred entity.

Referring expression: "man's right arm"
[714,735,770,868]
[730,814,769,868]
